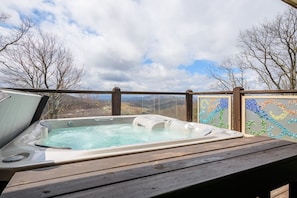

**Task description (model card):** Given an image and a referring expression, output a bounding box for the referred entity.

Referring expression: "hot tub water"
[37,121,210,150]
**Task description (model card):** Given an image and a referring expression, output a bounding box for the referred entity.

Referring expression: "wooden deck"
[2,136,297,198]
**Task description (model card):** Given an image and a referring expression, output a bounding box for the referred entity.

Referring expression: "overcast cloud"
[1,0,289,91]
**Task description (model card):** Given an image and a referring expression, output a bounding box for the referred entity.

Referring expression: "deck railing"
[7,86,297,142]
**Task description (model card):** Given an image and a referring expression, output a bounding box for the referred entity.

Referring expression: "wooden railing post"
[289,181,297,198]
[186,89,193,122]
[233,87,244,132]
[112,87,121,115]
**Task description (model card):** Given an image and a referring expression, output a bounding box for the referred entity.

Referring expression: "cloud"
[1,0,289,91]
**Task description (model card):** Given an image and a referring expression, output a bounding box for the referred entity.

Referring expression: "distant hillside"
[125,95,185,109]
[46,93,193,120]
[54,94,111,118]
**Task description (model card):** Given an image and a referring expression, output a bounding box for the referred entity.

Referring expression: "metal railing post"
[112,87,121,115]
[233,87,244,132]
[186,89,193,122]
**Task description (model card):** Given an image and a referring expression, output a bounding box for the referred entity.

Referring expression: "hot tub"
[0,90,243,181]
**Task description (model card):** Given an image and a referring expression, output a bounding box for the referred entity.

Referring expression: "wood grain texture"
[2,136,297,198]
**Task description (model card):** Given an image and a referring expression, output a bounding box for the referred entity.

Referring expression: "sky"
[1,0,290,91]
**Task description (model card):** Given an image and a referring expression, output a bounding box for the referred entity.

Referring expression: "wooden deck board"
[55,143,297,198]
[271,185,289,198]
[2,136,297,198]
[5,136,272,186]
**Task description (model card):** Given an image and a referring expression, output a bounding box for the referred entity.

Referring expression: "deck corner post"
[233,87,244,132]
[289,181,297,198]
[112,87,121,115]
[186,89,193,122]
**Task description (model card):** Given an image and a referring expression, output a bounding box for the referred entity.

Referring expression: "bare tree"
[238,8,297,90]
[210,55,248,90]
[210,8,297,90]
[0,12,32,53]
[0,29,84,118]
[0,30,83,89]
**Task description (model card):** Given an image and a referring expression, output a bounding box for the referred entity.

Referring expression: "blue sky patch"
[68,19,99,36]
[178,59,219,75]
[43,0,55,6]
[0,21,15,29]
[82,26,99,36]
[31,9,55,24]
[142,56,153,65]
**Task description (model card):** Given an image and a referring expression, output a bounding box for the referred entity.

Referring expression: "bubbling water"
[39,123,191,150]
